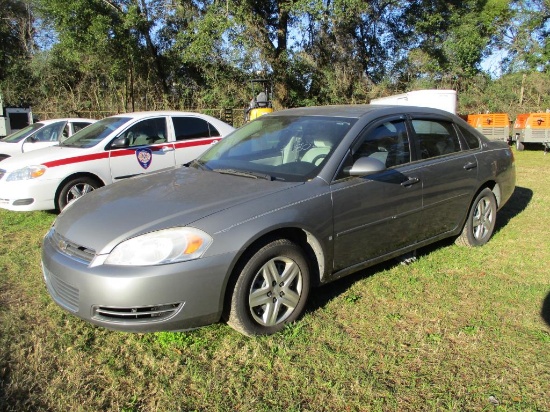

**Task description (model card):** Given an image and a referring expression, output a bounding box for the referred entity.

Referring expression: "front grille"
[52,230,96,263]
[93,303,182,323]
[42,265,79,312]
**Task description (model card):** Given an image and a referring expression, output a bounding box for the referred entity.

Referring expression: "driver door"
[331,117,423,271]
[108,117,176,181]
[21,121,66,153]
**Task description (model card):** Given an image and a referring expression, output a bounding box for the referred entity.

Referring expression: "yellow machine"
[245,79,274,122]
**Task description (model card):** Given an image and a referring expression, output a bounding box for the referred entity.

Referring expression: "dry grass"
[1,148,549,411]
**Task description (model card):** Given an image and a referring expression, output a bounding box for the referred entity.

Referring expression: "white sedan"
[0,118,96,161]
[0,111,234,211]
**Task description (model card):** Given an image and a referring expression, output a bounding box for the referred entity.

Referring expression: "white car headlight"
[6,165,47,181]
[104,227,213,266]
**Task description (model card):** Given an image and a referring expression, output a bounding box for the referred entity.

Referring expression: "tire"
[226,238,310,336]
[456,188,497,247]
[57,176,99,211]
[516,140,524,151]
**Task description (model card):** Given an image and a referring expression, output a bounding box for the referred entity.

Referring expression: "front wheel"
[456,188,497,247]
[56,176,100,211]
[226,238,310,336]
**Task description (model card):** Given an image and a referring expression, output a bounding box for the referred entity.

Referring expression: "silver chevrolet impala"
[41,105,516,336]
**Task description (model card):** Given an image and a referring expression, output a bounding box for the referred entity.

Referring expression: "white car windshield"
[193,116,356,182]
[2,123,44,143]
[61,117,131,148]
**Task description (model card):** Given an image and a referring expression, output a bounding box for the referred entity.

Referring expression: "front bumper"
[0,177,58,211]
[41,229,235,332]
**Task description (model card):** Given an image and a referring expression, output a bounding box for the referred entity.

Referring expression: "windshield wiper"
[214,168,274,180]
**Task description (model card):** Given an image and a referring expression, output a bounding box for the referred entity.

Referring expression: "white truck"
[370,89,458,115]
[0,94,33,138]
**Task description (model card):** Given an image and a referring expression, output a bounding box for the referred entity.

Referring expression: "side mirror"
[348,156,386,176]
[110,136,129,149]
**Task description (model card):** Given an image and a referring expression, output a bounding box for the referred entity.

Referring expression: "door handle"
[161,145,174,153]
[401,177,420,187]
[464,161,477,170]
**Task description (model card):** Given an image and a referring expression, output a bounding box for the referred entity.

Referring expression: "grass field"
[1,149,549,411]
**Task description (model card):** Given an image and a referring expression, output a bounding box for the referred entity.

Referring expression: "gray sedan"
[41,105,516,336]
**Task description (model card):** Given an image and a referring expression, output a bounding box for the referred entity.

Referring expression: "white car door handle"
[161,146,174,152]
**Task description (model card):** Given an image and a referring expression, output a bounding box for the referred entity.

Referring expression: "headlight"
[6,165,47,181]
[104,227,212,266]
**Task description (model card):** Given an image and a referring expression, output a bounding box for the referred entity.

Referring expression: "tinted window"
[173,117,211,141]
[458,125,481,149]
[209,123,221,137]
[412,119,461,159]
[354,119,411,168]
[73,122,92,133]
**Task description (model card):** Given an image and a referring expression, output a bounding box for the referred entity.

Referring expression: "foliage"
[0,0,548,119]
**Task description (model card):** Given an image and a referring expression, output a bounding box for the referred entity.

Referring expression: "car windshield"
[2,123,44,143]
[194,115,356,182]
[60,117,131,148]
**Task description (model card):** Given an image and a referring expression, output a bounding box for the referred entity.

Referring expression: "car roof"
[36,118,96,125]
[108,111,219,119]
[269,104,455,119]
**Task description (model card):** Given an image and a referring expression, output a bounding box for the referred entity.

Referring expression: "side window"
[73,122,92,133]
[353,119,411,168]
[209,123,221,137]
[122,118,167,147]
[412,119,461,159]
[458,125,481,149]
[32,122,65,142]
[173,117,211,141]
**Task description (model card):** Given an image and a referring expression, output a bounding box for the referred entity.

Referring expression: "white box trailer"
[370,89,457,115]
[1,94,33,137]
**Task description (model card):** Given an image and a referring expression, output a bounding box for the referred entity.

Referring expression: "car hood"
[0,141,23,157]
[55,166,303,254]
[0,145,87,170]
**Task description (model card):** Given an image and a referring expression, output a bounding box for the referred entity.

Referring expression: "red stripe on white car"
[42,139,220,168]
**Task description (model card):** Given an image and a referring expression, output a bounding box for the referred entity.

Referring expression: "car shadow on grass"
[304,185,533,317]
[542,293,550,328]
[494,185,533,234]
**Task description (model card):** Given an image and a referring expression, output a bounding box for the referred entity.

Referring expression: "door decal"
[136,148,152,169]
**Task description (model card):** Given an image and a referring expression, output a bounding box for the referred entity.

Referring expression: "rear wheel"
[456,188,497,247]
[57,176,99,211]
[226,238,310,336]
[516,140,524,151]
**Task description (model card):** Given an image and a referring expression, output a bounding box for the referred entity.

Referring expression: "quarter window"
[412,119,461,159]
[458,125,481,149]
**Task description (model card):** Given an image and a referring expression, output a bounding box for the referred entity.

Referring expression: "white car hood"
[0,145,90,170]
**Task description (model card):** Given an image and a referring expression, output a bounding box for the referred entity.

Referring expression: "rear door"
[410,117,478,240]
[171,116,222,165]
[108,116,176,181]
